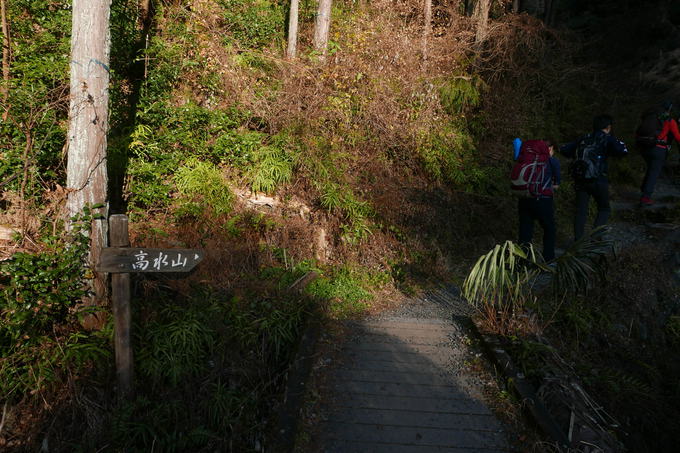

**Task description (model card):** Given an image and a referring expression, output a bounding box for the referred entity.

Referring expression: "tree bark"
[1,0,10,121]
[286,0,299,59]
[546,0,559,26]
[465,0,475,17]
[473,0,491,45]
[422,0,432,59]
[513,0,521,13]
[313,0,332,59]
[67,0,111,306]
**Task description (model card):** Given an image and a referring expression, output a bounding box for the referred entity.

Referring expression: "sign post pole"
[109,214,133,400]
[100,214,204,401]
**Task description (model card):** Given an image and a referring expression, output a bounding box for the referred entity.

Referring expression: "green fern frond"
[175,158,233,216]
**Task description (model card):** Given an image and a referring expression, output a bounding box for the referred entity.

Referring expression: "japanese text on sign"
[132,250,190,271]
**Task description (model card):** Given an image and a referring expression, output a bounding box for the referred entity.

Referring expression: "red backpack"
[510,140,552,198]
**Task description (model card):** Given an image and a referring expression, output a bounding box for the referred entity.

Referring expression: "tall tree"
[286,0,300,59]
[473,0,491,45]
[313,0,332,58]
[1,0,10,120]
[422,0,432,59]
[513,0,521,13]
[67,0,112,304]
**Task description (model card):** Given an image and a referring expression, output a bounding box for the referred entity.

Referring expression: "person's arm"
[550,157,561,187]
[559,141,577,158]
[606,135,628,156]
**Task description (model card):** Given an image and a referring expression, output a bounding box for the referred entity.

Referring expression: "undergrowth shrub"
[416,124,484,188]
[218,0,285,49]
[0,208,111,401]
[250,143,296,193]
[306,266,385,318]
[439,76,484,115]
[0,0,72,196]
[112,273,311,451]
[463,240,541,335]
[175,158,234,217]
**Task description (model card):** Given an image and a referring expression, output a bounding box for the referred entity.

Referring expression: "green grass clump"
[175,158,234,217]
[306,267,377,318]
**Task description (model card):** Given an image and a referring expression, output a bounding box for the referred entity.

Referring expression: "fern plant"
[250,145,295,193]
[174,158,233,216]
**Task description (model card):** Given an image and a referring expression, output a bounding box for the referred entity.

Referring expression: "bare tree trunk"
[422,0,432,60]
[513,0,521,13]
[19,128,31,233]
[313,0,332,59]
[465,0,475,17]
[286,0,299,59]
[139,0,151,24]
[1,0,10,121]
[546,0,559,25]
[473,0,491,45]
[67,0,111,308]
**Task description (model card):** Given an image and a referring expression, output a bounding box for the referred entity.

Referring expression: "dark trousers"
[640,146,667,198]
[518,197,556,262]
[574,179,610,240]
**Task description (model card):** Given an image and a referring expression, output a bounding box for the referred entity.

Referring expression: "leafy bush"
[218,0,285,49]
[0,208,112,401]
[416,124,484,188]
[439,76,484,115]
[0,213,94,347]
[214,129,265,168]
[0,0,71,194]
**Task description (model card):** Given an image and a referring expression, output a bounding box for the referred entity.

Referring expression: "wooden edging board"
[465,317,571,449]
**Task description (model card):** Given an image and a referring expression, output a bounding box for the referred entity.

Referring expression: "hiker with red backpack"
[511,139,561,262]
[560,114,628,240]
[635,100,680,206]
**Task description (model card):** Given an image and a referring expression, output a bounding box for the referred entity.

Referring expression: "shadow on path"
[310,288,510,453]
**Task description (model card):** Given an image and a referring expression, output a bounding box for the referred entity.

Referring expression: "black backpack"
[635,110,665,149]
[570,133,606,182]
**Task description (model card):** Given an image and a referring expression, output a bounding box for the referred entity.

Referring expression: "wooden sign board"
[97,247,204,273]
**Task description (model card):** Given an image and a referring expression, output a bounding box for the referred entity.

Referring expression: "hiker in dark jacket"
[637,100,680,206]
[518,140,561,262]
[561,114,628,240]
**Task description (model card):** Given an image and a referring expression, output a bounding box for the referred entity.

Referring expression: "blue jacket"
[560,130,628,179]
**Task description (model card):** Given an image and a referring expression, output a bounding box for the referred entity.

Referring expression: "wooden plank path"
[312,297,510,453]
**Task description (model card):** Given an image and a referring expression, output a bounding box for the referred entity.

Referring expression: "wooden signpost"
[97,214,204,399]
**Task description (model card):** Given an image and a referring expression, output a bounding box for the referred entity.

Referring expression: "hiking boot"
[640,196,654,206]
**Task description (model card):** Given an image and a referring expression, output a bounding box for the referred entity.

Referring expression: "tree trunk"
[67,0,111,307]
[473,0,491,45]
[465,0,475,17]
[286,0,299,59]
[513,0,521,13]
[544,0,552,23]
[139,0,152,26]
[313,0,332,59]
[1,0,10,121]
[422,0,432,60]
[546,0,559,26]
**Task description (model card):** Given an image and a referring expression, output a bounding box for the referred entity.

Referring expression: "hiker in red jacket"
[636,100,680,206]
